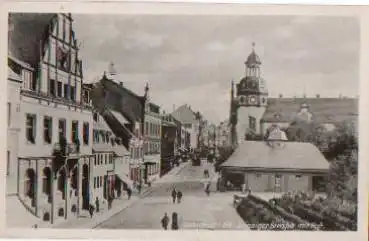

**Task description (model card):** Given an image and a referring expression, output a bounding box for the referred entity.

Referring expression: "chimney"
[316,94,320,98]
[279,94,283,98]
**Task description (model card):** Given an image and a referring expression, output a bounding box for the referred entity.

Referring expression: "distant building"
[90,73,146,186]
[143,97,162,184]
[171,104,201,150]
[220,126,329,192]
[161,114,178,175]
[216,120,231,148]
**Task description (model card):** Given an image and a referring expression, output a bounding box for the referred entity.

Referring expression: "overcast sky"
[73,15,359,124]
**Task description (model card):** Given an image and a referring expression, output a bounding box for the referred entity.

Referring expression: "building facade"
[7,59,23,195]
[171,104,200,151]
[143,101,162,183]
[8,13,114,226]
[160,115,178,175]
[219,127,329,193]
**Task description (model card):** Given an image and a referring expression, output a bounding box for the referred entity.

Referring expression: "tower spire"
[252,42,255,52]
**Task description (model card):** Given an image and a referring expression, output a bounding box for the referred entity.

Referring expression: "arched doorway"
[42,167,52,203]
[57,168,66,200]
[82,164,89,210]
[24,168,36,207]
[70,167,78,197]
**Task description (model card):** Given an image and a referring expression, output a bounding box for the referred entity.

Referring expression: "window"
[43,116,53,144]
[93,113,98,122]
[71,121,78,143]
[7,102,11,127]
[62,16,66,41]
[83,90,89,104]
[145,122,149,135]
[94,177,96,189]
[64,84,69,99]
[7,151,10,176]
[83,122,89,145]
[295,175,301,180]
[49,79,56,96]
[23,70,36,91]
[57,81,62,97]
[70,86,75,101]
[99,176,102,187]
[105,154,107,165]
[275,174,281,188]
[26,114,36,144]
[58,119,66,140]
[249,116,256,131]
[256,173,261,178]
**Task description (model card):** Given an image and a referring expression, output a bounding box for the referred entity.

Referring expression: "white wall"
[18,96,93,157]
[7,79,22,194]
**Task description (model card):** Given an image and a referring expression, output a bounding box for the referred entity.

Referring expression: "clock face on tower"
[247,80,258,89]
[248,95,257,105]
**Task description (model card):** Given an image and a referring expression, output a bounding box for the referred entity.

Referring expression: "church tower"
[234,43,268,144]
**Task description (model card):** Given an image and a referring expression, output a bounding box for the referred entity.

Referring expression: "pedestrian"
[89,204,94,218]
[95,197,100,213]
[205,182,211,196]
[177,190,183,203]
[171,187,177,204]
[137,183,142,194]
[127,187,132,200]
[161,212,170,230]
[171,212,179,230]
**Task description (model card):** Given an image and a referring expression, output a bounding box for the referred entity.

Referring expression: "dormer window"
[22,70,35,91]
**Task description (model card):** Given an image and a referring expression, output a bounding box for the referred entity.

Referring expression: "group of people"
[161,212,179,230]
[171,187,183,204]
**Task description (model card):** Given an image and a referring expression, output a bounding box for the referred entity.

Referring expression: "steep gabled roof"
[261,97,358,124]
[8,13,56,68]
[171,104,197,124]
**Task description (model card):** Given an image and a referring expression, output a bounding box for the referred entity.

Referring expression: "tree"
[285,120,326,143]
[327,150,358,202]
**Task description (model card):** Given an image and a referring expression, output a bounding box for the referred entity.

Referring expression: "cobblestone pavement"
[96,160,248,230]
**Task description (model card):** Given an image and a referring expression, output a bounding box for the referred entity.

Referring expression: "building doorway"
[82,164,89,210]
[25,168,36,207]
[57,168,66,200]
[42,167,52,202]
[225,172,243,190]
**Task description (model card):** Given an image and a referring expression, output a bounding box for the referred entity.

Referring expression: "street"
[96,160,248,230]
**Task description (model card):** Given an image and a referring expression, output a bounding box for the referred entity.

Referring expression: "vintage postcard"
[0,2,368,241]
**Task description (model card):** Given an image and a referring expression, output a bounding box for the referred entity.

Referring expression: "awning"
[115,172,134,188]
[110,109,129,125]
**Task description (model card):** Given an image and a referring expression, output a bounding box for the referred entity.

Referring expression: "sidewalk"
[38,161,190,229]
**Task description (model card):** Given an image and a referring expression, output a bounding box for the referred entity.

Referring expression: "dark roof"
[221,141,329,171]
[97,75,145,123]
[261,97,358,123]
[245,50,261,67]
[8,13,56,67]
[171,104,197,124]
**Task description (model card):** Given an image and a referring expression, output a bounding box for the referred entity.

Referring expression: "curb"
[86,162,190,229]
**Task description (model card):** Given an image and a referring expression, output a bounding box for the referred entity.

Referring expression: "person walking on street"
[177,191,183,203]
[171,212,179,230]
[95,197,100,213]
[205,182,211,196]
[171,188,177,204]
[161,213,170,230]
[127,187,132,200]
[89,204,95,218]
